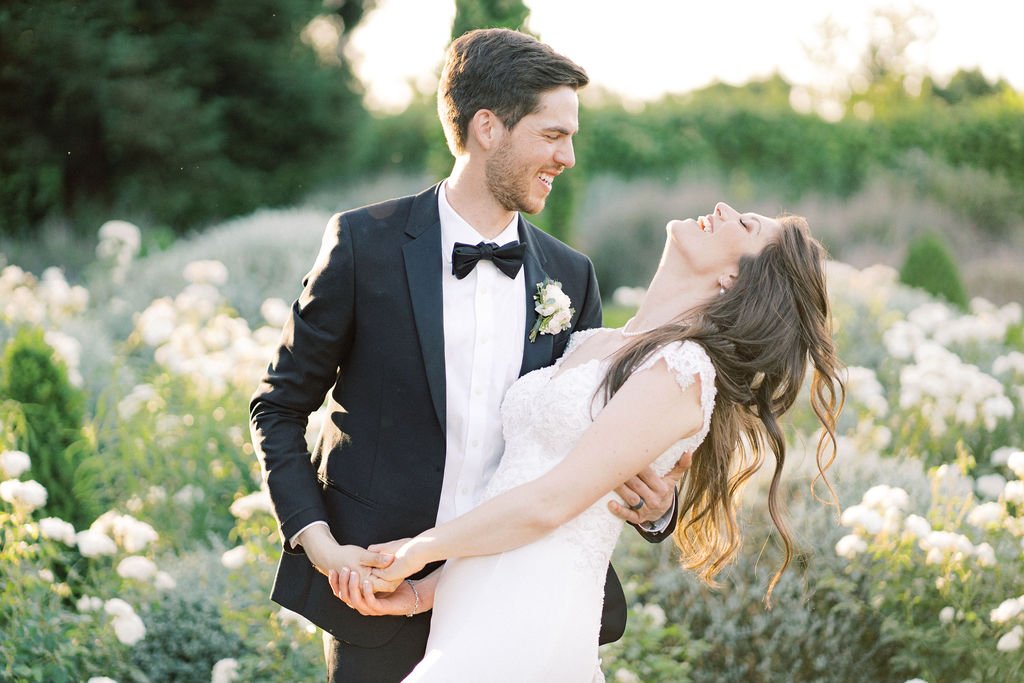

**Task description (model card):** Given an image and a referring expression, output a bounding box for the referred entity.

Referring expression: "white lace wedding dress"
[403,329,717,683]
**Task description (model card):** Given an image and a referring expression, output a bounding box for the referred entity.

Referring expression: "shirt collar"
[439,180,520,264]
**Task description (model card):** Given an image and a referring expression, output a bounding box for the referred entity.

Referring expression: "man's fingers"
[667,452,693,481]
[359,550,394,569]
[608,499,642,525]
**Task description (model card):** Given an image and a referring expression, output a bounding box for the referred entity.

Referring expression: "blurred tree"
[451,0,530,38]
[0,0,375,236]
[929,68,1010,105]
[899,232,969,310]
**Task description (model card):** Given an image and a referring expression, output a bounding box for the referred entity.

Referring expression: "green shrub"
[131,595,247,681]
[899,232,969,309]
[0,327,99,527]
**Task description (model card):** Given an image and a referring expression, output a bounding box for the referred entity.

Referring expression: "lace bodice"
[483,328,718,582]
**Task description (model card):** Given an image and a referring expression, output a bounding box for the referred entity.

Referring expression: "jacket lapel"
[518,219,554,377]
[402,187,446,431]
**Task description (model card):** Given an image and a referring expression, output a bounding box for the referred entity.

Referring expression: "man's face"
[485,86,579,215]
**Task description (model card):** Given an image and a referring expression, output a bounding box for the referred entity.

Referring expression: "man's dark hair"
[438,28,589,154]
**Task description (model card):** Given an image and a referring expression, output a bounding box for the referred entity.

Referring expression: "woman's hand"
[367,537,428,588]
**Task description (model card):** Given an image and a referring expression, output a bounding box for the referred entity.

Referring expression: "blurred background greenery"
[2,0,1022,297]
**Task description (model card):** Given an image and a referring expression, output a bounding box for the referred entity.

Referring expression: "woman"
[338,202,843,682]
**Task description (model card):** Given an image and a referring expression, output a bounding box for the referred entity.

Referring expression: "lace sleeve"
[635,341,717,433]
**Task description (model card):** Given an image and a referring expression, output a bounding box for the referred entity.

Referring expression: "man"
[250,28,684,682]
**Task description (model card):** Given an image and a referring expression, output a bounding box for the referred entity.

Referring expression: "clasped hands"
[315,457,690,616]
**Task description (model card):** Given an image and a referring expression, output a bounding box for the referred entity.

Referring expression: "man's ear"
[468,109,505,152]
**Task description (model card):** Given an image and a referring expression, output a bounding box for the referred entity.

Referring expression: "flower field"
[2,215,1023,682]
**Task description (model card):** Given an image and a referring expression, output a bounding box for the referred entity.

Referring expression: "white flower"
[939,606,955,625]
[530,279,574,342]
[920,530,974,566]
[862,485,909,511]
[174,484,205,506]
[211,657,240,683]
[612,286,646,308]
[977,474,1008,500]
[98,219,142,254]
[183,259,229,286]
[136,298,177,346]
[0,450,31,478]
[641,603,667,628]
[903,514,932,539]
[835,534,868,559]
[117,384,160,421]
[117,556,158,582]
[974,542,996,567]
[221,545,249,569]
[991,447,1017,466]
[904,679,929,683]
[38,568,55,583]
[967,502,1005,529]
[1005,481,1024,505]
[104,598,146,645]
[229,489,273,520]
[75,529,118,557]
[154,571,177,590]
[839,504,882,535]
[87,678,119,683]
[91,511,159,552]
[990,596,1024,624]
[277,607,316,633]
[77,595,103,612]
[997,625,1023,652]
[260,297,290,328]
[0,478,48,513]
[1007,450,1024,479]
[39,517,77,545]
[614,669,641,683]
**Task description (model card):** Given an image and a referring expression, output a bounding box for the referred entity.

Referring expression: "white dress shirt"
[435,182,526,524]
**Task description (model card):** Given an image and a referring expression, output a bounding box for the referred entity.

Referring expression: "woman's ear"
[718,273,737,292]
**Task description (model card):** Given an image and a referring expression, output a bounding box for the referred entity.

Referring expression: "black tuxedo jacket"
[250,184,671,649]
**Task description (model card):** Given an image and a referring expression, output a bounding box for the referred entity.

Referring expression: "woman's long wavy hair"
[598,215,845,605]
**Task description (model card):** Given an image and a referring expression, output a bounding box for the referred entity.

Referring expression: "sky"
[343,0,1024,113]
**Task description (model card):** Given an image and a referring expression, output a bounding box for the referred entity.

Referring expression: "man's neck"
[445,165,516,240]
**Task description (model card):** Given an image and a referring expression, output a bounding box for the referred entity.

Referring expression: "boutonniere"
[529,278,575,342]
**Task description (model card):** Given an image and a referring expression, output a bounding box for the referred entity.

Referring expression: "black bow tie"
[451,241,527,280]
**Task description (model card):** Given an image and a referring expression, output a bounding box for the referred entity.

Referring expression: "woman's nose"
[714,202,736,219]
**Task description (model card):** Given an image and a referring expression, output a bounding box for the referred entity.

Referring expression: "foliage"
[899,233,969,310]
[4,202,1024,679]
[0,328,99,527]
[451,0,530,38]
[130,595,247,681]
[0,0,374,236]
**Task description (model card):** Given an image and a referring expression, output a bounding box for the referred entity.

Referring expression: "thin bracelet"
[405,579,420,618]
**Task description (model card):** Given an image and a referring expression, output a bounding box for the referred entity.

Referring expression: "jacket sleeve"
[574,256,603,332]
[249,213,355,548]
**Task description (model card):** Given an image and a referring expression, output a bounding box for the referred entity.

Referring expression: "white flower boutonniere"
[530,278,575,342]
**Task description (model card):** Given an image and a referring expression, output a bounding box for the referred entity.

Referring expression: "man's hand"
[297,525,393,582]
[609,451,692,526]
[328,568,436,617]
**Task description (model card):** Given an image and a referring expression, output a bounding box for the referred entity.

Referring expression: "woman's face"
[666,202,782,278]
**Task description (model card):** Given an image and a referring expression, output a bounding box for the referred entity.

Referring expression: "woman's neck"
[628,248,716,333]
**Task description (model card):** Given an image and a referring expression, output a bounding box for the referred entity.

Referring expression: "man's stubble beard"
[485,137,544,215]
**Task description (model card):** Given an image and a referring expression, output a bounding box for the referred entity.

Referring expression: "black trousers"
[324,611,432,683]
